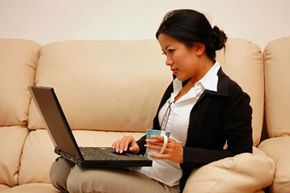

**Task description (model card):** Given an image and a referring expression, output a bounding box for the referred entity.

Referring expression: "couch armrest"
[183,147,275,193]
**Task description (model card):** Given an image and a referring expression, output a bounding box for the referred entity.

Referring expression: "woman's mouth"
[171,68,178,75]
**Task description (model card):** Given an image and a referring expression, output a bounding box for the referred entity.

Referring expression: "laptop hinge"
[54,147,61,154]
[55,147,82,164]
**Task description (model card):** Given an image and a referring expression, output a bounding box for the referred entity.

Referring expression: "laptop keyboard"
[80,147,120,160]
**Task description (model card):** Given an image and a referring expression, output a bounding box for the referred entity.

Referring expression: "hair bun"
[212,26,227,50]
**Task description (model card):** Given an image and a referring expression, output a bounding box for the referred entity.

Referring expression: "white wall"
[0,0,289,48]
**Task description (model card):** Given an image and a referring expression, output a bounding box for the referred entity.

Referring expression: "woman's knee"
[67,166,101,193]
[50,157,74,192]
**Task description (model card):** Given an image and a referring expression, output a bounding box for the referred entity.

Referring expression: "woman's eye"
[161,48,175,55]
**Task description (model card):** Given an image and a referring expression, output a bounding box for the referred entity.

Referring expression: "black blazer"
[137,68,253,192]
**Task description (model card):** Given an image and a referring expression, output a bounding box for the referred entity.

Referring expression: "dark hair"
[156,9,227,60]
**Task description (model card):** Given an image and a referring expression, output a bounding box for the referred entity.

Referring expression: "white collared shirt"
[138,62,221,186]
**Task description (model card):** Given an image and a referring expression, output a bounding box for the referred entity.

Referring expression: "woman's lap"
[50,157,179,193]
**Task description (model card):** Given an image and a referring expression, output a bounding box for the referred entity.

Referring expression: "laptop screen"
[29,86,83,161]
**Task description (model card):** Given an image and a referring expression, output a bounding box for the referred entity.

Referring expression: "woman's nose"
[166,56,173,66]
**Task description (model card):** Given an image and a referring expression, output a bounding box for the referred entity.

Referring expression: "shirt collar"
[173,61,220,93]
[198,61,220,92]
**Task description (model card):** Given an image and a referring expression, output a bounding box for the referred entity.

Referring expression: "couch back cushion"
[0,39,40,126]
[28,39,263,144]
[216,39,264,145]
[263,37,290,137]
[28,40,172,132]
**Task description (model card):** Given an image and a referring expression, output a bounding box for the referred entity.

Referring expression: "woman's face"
[158,33,203,81]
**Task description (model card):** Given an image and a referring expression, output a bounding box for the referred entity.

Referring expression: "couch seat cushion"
[0,184,9,191]
[0,127,28,186]
[259,136,290,193]
[0,183,59,193]
[19,129,145,184]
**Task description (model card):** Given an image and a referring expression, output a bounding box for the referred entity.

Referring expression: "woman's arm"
[182,83,253,169]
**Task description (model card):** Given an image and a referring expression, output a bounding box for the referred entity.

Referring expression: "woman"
[50,9,253,193]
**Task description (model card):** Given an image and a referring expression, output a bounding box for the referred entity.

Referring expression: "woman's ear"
[193,43,206,56]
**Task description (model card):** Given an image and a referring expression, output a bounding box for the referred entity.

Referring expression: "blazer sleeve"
[181,81,253,169]
[222,82,253,154]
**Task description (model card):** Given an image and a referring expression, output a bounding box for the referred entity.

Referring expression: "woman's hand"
[112,135,140,154]
[145,135,184,163]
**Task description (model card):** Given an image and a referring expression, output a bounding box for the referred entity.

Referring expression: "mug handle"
[160,132,168,154]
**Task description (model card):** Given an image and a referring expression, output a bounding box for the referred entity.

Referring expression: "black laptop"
[29,86,152,168]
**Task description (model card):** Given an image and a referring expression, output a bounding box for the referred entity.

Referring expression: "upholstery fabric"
[263,37,290,137]
[216,39,264,145]
[72,130,145,147]
[18,129,144,184]
[0,183,59,193]
[183,147,275,193]
[0,185,9,191]
[259,136,290,193]
[0,127,28,186]
[0,39,40,126]
[28,40,172,132]
[27,39,264,144]
[18,130,57,184]
[0,37,283,193]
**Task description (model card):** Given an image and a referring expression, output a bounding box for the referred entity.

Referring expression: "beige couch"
[0,37,289,193]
